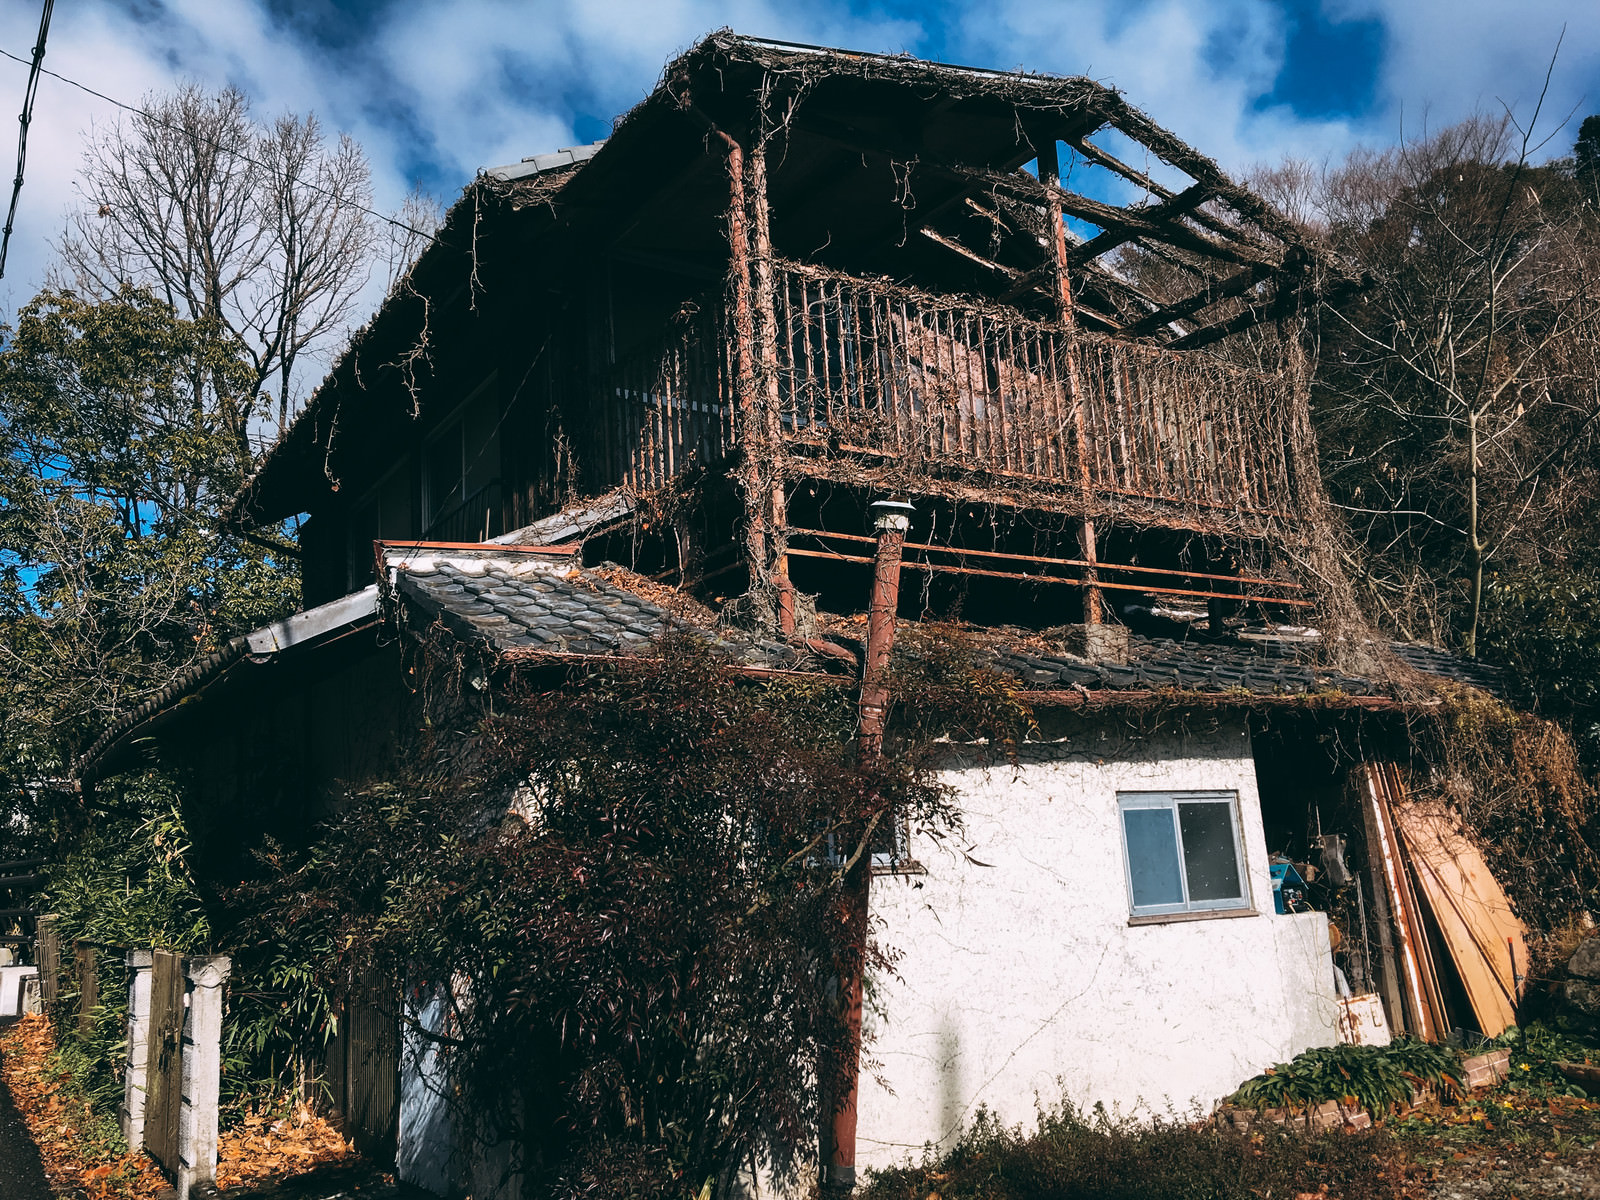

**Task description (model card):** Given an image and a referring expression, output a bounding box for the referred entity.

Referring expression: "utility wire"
[0,42,438,244]
[0,0,54,280]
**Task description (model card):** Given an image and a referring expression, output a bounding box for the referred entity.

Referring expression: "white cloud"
[0,0,924,315]
[954,1,1363,176]
[1349,0,1600,151]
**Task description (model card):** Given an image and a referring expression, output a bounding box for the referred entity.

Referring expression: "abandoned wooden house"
[76,32,1527,1197]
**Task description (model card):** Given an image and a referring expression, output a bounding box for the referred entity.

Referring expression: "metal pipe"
[857,500,913,760]
[823,498,914,1195]
[785,526,1304,590]
[783,546,1314,608]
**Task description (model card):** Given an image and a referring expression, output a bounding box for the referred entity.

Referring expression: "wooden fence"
[29,928,232,1193]
[769,262,1304,520]
[319,974,400,1161]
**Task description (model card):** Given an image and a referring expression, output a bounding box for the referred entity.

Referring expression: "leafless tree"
[58,84,379,449]
[382,185,444,296]
[1312,113,1600,654]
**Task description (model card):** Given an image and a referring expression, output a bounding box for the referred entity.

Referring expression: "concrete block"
[1461,1049,1511,1090]
[1055,623,1130,663]
[0,965,38,1016]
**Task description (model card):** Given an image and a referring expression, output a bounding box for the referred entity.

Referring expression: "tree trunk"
[1465,407,1483,658]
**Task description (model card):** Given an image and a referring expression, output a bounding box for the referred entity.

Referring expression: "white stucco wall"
[858,716,1340,1170]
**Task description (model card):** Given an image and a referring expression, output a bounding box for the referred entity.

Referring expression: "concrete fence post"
[178,954,230,1199]
[121,950,154,1150]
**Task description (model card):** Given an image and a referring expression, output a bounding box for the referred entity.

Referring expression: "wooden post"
[74,941,98,1036]
[747,135,795,634]
[34,913,58,1004]
[1036,137,1102,625]
[1036,139,1076,323]
[716,130,771,605]
[145,950,184,1174]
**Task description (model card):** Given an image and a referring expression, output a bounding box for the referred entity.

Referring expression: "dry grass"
[0,1013,361,1198]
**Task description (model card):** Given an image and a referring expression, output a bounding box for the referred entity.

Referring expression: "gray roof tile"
[393,554,797,668]
[986,627,1501,698]
[393,552,1500,700]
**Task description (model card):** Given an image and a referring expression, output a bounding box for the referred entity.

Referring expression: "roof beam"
[954,164,1281,269]
[1119,259,1278,340]
[1069,182,1212,263]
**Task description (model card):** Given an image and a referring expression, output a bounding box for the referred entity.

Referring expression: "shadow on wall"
[399,981,457,1195]
[937,1016,964,1146]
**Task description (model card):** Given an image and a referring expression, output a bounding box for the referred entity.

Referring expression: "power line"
[0,42,439,245]
[0,0,54,280]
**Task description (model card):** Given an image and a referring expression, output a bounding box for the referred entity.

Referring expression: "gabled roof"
[227,32,1347,533]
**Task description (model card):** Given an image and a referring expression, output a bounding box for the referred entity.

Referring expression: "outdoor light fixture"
[868,498,915,533]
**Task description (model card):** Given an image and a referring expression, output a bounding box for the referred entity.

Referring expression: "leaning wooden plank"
[1359,764,1443,1040]
[1379,765,1452,1036]
[145,949,184,1173]
[1392,799,1526,1038]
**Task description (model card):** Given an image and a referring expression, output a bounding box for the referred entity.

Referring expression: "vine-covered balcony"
[599,261,1313,540]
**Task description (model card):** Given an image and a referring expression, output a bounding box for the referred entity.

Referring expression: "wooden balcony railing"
[599,261,1311,530]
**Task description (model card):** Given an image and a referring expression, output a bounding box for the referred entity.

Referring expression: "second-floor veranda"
[598,259,1316,543]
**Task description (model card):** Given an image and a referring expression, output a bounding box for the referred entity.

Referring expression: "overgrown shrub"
[1228,1038,1463,1115]
[860,1102,1408,1200]
[36,775,214,1134]
[234,633,1027,1197]
[1414,692,1600,936]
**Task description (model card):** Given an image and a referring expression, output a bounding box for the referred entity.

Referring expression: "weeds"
[859,1102,1410,1200]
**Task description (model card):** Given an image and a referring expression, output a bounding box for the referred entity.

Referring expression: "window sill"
[872,860,928,877]
[1127,907,1258,927]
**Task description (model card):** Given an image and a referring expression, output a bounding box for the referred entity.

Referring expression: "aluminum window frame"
[1117,790,1251,918]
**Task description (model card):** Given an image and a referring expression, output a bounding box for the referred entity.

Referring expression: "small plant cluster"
[1228,1038,1463,1116]
[1494,1021,1600,1098]
[859,1102,1408,1200]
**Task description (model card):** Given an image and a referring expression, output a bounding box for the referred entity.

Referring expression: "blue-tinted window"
[1122,807,1185,909]
[1119,792,1248,916]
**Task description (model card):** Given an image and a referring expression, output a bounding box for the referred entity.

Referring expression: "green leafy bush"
[1229,1038,1463,1115]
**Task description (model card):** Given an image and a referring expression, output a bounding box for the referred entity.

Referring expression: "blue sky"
[0,0,1595,364]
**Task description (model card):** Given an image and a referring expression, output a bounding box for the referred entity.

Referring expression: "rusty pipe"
[857,500,913,763]
[823,498,914,1195]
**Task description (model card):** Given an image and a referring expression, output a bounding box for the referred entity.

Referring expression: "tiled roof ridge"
[74,635,252,781]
